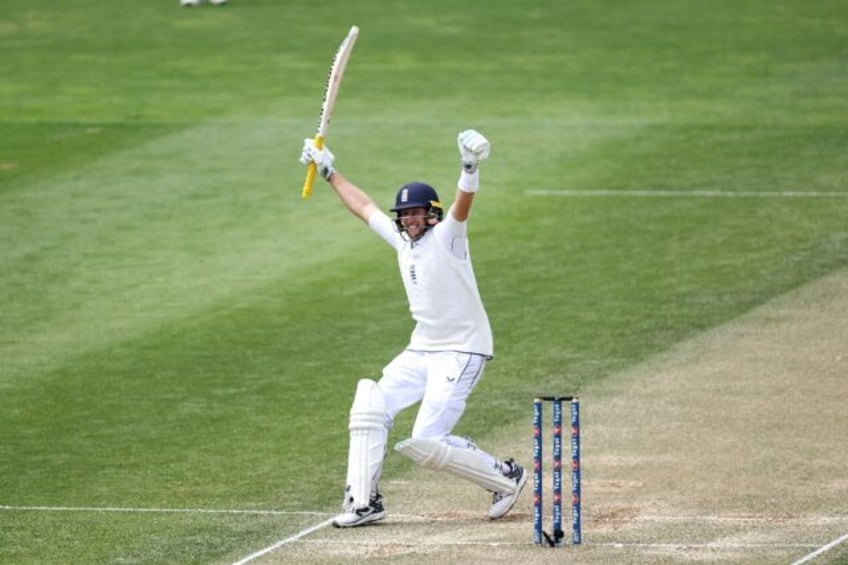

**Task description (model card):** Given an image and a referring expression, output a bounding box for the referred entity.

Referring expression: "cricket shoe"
[332,494,386,528]
[488,458,528,519]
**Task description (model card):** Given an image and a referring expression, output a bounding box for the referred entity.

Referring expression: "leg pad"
[395,437,514,493]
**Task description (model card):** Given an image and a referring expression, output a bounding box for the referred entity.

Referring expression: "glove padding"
[300,139,336,181]
[457,129,490,173]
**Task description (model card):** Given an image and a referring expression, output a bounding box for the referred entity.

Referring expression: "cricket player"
[300,130,527,528]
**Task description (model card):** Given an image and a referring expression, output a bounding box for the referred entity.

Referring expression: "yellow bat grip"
[301,134,326,199]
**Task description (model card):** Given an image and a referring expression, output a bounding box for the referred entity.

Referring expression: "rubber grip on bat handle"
[301,135,326,199]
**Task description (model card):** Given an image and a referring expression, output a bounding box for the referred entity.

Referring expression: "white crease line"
[632,515,848,524]
[5,506,845,526]
[0,504,325,516]
[232,517,335,565]
[594,542,819,549]
[296,539,818,549]
[5,505,846,559]
[790,532,848,565]
[526,189,848,198]
[0,504,335,565]
[388,512,848,525]
[1,504,336,564]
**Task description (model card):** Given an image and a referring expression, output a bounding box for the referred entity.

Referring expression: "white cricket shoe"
[488,458,528,519]
[209,0,228,4]
[332,494,386,528]
[180,0,201,6]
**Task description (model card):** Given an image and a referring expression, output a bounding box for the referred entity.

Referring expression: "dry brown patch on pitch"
[263,269,848,563]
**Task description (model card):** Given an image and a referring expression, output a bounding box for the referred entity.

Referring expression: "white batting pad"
[394,437,515,493]
[345,379,387,508]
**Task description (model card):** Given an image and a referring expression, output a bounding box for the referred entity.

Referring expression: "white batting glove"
[300,139,336,181]
[457,129,490,173]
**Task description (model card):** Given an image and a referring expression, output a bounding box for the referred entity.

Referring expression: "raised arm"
[300,139,378,223]
[450,129,491,223]
[451,188,476,223]
[328,171,378,223]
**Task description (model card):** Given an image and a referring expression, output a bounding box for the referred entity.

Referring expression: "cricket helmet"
[390,182,444,238]
[390,181,443,218]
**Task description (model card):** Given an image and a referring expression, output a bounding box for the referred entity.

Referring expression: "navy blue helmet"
[390,181,443,220]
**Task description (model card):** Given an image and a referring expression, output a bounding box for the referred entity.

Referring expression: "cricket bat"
[302,25,359,199]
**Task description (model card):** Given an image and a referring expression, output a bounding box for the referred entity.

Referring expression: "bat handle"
[301,134,326,199]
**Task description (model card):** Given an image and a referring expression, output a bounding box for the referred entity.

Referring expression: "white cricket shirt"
[368,209,493,357]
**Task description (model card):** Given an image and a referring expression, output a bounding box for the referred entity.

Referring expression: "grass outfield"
[1,0,847,563]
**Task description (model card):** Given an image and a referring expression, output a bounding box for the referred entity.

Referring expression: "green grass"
[2,0,847,562]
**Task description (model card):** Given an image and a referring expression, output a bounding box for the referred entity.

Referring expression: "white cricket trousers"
[378,350,486,438]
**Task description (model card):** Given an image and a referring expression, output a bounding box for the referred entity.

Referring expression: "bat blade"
[302,25,359,199]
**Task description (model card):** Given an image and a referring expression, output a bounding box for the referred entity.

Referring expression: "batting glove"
[457,129,490,173]
[300,139,336,181]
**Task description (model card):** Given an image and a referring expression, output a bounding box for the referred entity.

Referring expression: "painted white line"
[297,539,819,549]
[631,515,848,524]
[1,504,337,564]
[232,517,334,565]
[790,532,848,565]
[5,505,845,560]
[7,506,845,526]
[594,542,817,549]
[526,189,848,198]
[592,542,821,550]
[388,512,848,525]
[0,504,325,516]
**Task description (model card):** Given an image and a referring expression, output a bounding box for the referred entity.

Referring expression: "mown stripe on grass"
[527,189,848,198]
[0,117,375,385]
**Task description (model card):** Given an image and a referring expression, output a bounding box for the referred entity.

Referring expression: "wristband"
[457,169,479,193]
